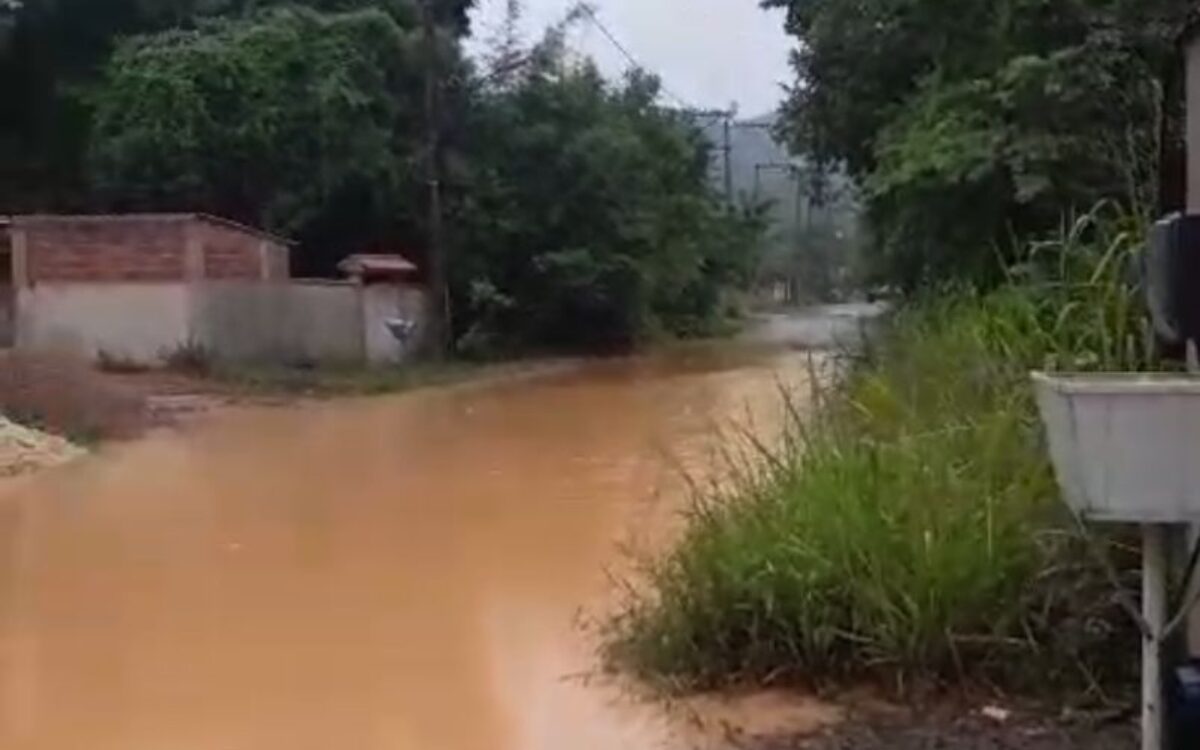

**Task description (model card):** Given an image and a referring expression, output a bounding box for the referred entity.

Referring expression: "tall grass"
[608,204,1152,697]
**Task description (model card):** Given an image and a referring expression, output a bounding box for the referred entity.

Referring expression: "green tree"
[88,5,428,273]
[454,61,762,352]
[764,0,1191,288]
[0,0,474,213]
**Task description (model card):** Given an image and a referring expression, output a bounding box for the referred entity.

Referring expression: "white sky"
[466,0,795,117]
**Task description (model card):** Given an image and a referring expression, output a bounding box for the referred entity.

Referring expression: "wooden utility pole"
[722,114,733,203]
[421,0,450,356]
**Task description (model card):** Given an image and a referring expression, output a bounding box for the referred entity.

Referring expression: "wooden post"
[421,0,449,357]
[722,113,733,204]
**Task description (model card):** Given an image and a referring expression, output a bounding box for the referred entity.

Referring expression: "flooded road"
[0,344,826,750]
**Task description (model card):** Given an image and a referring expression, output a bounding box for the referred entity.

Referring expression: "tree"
[0,0,475,214]
[453,55,762,353]
[88,6,426,274]
[764,0,1192,288]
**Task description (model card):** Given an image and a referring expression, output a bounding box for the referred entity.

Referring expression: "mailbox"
[1147,214,1200,348]
[1033,372,1200,523]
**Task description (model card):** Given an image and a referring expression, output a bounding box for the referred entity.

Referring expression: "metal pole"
[1144,523,1168,750]
[421,0,449,357]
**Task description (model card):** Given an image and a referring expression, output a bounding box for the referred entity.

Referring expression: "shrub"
[162,340,214,376]
[608,204,1151,698]
[96,349,152,374]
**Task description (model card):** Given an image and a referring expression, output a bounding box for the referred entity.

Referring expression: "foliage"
[608,204,1151,695]
[6,0,761,354]
[206,359,485,396]
[454,59,764,353]
[88,6,423,272]
[0,0,473,215]
[756,168,864,303]
[764,0,1190,289]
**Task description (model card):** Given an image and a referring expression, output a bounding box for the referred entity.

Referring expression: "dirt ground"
[753,706,1136,750]
[0,351,266,444]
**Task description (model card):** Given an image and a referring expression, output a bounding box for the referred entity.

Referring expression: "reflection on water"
[0,345,830,750]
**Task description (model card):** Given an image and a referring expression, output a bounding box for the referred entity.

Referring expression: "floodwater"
[0,342,837,750]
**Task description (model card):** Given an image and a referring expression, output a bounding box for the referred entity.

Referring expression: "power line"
[577,4,692,110]
[573,3,738,204]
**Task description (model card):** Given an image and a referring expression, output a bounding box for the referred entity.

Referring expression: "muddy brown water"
[0,345,837,750]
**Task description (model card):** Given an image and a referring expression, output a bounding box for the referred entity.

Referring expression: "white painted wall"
[190,281,364,364]
[16,283,191,362]
[15,280,428,366]
[361,284,432,365]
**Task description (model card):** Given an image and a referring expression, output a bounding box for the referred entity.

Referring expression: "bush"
[454,63,764,354]
[608,205,1151,698]
[161,340,215,376]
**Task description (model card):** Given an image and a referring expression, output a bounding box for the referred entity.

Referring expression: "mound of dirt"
[0,416,84,478]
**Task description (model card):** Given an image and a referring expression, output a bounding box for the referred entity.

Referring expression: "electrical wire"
[576,4,694,110]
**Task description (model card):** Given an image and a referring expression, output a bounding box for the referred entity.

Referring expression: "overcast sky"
[466,0,795,117]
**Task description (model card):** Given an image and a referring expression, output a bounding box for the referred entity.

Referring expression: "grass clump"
[204,360,488,397]
[609,204,1152,697]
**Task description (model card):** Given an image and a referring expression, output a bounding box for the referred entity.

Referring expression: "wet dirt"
[756,707,1136,750]
[0,344,836,750]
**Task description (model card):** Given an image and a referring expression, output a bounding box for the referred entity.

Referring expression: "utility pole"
[722,114,733,203]
[683,107,737,204]
[421,0,450,356]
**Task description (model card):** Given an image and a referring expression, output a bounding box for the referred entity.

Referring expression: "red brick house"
[0,214,429,364]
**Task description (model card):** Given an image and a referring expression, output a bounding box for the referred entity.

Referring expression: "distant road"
[744,303,891,350]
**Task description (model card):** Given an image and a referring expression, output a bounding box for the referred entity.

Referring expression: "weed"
[96,349,152,374]
[207,360,482,397]
[162,340,214,376]
[608,204,1151,699]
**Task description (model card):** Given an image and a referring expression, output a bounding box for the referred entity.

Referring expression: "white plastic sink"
[1033,372,1200,523]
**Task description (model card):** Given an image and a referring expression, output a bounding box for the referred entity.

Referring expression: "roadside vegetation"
[2,0,761,359]
[604,0,1194,701]
[609,206,1150,696]
[199,358,538,397]
[764,0,1187,291]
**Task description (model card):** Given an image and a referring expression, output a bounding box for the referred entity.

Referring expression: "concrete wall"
[1,233,13,347]
[17,281,368,366]
[8,213,299,364]
[15,283,191,362]
[190,281,364,364]
[7,212,424,366]
[0,284,12,347]
[361,283,431,364]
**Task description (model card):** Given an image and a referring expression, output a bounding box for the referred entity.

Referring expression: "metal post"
[1144,523,1169,750]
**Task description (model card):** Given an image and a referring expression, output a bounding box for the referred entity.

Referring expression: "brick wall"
[13,215,291,284]
[22,218,188,283]
[200,221,264,280]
